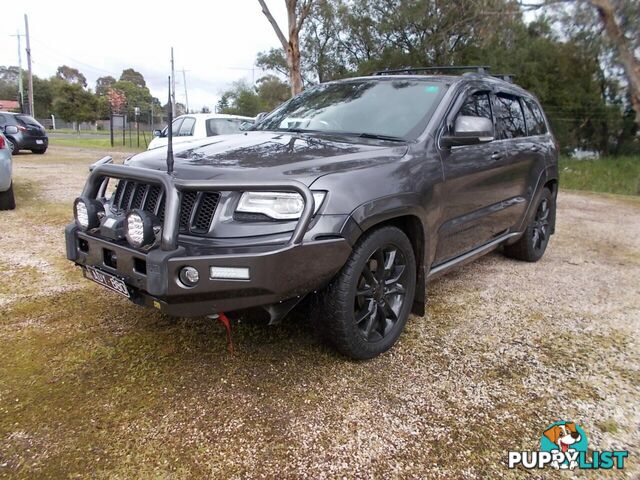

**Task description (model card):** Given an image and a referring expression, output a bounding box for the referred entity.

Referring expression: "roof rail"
[491,73,515,83]
[373,66,491,76]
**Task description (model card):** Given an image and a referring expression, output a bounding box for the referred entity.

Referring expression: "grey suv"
[0,131,14,210]
[66,67,558,359]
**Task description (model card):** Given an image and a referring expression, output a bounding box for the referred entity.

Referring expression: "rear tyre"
[7,138,18,155]
[0,183,16,210]
[504,187,554,262]
[320,226,416,359]
[31,148,47,155]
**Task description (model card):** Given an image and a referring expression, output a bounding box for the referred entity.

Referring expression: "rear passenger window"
[523,99,547,136]
[178,117,196,136]
[495,94,526,139]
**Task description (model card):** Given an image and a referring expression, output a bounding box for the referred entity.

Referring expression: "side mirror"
[4,125,19,135]
[239,121,253,131]
[441,116,494,147]
[153,129,163,137]
[255,112,268,123]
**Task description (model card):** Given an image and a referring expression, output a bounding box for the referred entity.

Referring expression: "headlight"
[236,191,326,220]
[125,210,161,249]
[73,197,104,231]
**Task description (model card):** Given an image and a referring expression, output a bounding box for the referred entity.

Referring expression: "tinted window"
[16,115,43,128]
[256,79,447,140]
[495,94,526,139]
[459,92,492,120]
[522,98,547,136]
[206,118,246,136]
[178,117,196,136]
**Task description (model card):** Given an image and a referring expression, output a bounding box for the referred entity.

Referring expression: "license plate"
[84,266,130,298]
[36,139,44,145]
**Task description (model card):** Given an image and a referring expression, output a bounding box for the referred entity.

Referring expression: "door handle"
[490,152,502,160]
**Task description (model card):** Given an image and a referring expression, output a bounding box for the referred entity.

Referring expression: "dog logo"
[508,420,628,471]
[540,421,587,469]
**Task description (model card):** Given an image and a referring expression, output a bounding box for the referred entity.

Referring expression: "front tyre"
[321,226,416,359]
[0,182,16,210]
[504,187,554,262]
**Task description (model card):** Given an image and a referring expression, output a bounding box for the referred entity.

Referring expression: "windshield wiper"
[354,132,406,142]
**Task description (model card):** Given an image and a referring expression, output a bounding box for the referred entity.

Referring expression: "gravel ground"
[0,147,638,479]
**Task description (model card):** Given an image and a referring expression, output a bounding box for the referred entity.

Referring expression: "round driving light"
[125,209,160,249]
[73,197,104,230]
[179,266,200,287]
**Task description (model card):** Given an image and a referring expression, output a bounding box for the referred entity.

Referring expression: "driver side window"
[458,91,493,122]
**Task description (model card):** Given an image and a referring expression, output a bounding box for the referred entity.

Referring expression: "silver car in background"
[0,130,15,210]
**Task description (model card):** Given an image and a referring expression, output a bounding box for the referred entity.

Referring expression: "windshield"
[255,79,447,140]
[206,118,249,136]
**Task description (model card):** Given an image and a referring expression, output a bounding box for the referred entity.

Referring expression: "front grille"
[110,180,220,235]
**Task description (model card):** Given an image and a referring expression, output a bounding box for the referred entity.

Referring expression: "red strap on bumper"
[217,312,234,354]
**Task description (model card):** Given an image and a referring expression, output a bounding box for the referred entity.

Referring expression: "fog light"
[125,209,160,249]
[179,266,200,287]
[74,197,104,231]
[210,266,250,280]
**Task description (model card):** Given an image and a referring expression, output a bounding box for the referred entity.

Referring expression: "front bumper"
[65,164,352,316]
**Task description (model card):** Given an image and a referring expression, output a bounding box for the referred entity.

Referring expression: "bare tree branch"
[258,0,289,50]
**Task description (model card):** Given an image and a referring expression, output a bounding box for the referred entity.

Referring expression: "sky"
[0,0,289,110]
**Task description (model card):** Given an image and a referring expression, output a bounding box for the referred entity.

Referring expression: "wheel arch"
[347,210,427,317]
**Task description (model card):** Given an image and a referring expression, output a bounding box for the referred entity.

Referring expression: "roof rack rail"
[491,73,515,83]
[373,65,491,76]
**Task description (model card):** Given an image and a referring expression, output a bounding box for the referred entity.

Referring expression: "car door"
[434,88,510,264]
[492,92,538,229]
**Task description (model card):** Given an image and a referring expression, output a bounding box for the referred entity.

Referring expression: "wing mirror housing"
[255,112,268,123]
[441,115,494,147]
[4,125,19,135]
[152,129,163,137]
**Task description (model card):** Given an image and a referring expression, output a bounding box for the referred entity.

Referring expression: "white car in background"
[148,113,254,150]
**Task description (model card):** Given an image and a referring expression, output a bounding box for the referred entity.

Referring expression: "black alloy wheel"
[354,244,409,342]
[321,226,416,359]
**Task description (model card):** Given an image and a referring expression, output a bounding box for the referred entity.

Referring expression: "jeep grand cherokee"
[65,67,558,359]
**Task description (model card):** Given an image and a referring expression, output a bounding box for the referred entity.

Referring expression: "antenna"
[166,76,174,175]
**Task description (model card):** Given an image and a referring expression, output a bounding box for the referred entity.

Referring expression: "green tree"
[52,82,97,128]
[96,76,116,96]
[55,65,87,87]
[119,68,146,88]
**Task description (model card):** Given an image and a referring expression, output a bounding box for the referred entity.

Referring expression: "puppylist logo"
[508,420,629,471]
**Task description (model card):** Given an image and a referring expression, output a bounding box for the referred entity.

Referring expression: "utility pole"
[24,14,34,117]
[182,68,189,113]
[9,31,25,113]
[170,47,176,117]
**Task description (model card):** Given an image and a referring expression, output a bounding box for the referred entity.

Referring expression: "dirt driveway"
[1,147,638,479]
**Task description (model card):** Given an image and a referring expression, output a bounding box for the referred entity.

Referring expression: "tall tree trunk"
[589,0,640,132]
[258,0,312,97]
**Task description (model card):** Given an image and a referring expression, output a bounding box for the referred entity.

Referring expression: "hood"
[128,131,408,186]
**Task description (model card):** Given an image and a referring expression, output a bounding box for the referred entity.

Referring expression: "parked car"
[0,112,48,155]
[0,131,15,210]
[66,67,558,359]
[147,113,254,150]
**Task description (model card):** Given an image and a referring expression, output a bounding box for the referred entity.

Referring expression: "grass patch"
[560,155,640,195]
[49,136,146,153]
[596,418,620,434]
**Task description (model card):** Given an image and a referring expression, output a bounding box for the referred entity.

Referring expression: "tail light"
[0,136,5,149]
[17,125,27,132]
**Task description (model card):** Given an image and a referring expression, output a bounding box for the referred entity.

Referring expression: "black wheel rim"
[531,198,550,251]
[354,244,408,342]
